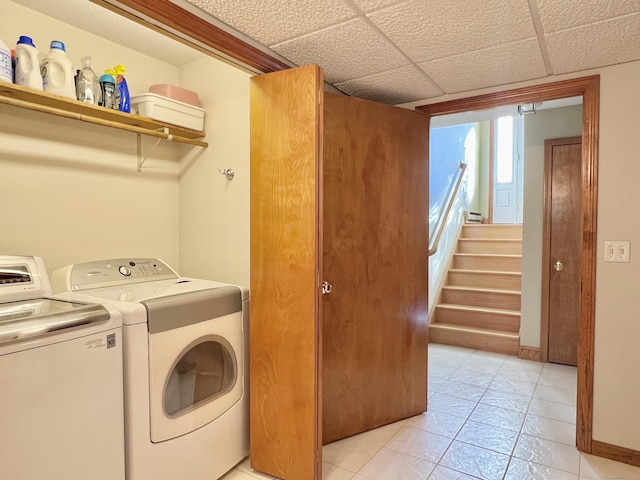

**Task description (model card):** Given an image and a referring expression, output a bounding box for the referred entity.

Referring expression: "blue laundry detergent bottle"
[114,64,130,113]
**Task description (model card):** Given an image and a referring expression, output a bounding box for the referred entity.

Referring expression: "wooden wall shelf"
[0,82,208,147]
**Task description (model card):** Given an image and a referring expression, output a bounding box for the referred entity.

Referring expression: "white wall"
[0,0,183,274]
[413,62,640,452]
[428,124,481,314]
[0,0,180,94]
[178,58,251,287]
[592,60,640,451]
[520,106,582,347]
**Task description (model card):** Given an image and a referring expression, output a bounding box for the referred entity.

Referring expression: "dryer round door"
[148,310,243,443]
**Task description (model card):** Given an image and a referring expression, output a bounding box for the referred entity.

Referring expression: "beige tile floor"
[224,344,640,480]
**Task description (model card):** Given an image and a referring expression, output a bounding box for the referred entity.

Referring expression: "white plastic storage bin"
[131,93,205,131]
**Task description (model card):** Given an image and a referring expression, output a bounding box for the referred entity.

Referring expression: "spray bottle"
[113,64,130,113]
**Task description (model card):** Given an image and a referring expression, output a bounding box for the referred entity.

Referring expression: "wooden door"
[543,137,582,366]
[250,65,323,480]
[322,93,429,443]
[250,65,430,479]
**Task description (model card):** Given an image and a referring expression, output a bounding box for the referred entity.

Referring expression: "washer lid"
[0,298,110,345]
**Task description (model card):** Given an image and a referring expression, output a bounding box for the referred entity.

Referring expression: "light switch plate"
[604,241,630,263]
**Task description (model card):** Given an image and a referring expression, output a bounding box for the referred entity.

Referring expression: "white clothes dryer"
[52,258,249,480]
[0,255,124,480]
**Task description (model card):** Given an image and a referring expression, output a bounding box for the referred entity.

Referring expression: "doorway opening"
[418,75,599,454]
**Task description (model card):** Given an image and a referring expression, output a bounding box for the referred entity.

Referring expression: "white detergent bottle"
[15,36,43,90]
[41,40,76,99]
[0,37,12,83]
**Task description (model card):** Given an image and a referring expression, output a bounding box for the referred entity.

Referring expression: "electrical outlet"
[604,241,631,263]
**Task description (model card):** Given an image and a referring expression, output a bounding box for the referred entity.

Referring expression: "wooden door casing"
[542,137,582,366]
[322,93,429,443]
[249,65,323,480]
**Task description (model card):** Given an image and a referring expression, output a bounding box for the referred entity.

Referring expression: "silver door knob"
[322,281,333,295]
[553,261,564,272]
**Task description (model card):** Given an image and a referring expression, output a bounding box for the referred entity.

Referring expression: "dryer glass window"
[164,338,237,417]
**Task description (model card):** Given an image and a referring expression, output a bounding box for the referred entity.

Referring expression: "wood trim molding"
[417,75,600,455]
[416,76,600,117]
[93,0,290,73]
[517,345,540,362]
[591,440,640,468]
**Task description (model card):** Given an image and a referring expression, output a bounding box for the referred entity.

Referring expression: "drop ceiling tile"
[186,0,357,45]
[271,18,410,84]
[334,65,443,104]
[419,39,548,94]
[546,13,640,74]
[368,0,536,63]
[535,0,640,33]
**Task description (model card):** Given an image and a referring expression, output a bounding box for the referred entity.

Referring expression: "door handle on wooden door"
[322,281,333,295]
[553,261,564,272]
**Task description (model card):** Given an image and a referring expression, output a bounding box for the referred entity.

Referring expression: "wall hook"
[219,168,235,180]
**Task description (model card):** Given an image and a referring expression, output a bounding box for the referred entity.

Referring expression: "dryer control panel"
[52,258,179,292]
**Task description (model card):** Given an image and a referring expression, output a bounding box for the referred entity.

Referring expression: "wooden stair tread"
[429,322,519,339]
[459,238,522,242]
[431,223,522,354]
[435,303,521,316]
[454,253,522,258]
[449,269,521,276]
[441,285,521,295]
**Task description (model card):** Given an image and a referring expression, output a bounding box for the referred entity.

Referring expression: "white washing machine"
[52,258,249,480]
[0,255,124,480]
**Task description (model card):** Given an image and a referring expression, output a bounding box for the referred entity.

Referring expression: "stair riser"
[442,289,521,310]
[462,225,523,239]
[448,271,521,290]
[429,326,519,355]
[454,255,521,272]
[434,307,520,332]
[457,240,522,255]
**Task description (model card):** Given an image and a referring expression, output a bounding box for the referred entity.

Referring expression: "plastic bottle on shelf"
[15,36,43,91]
[41,40,76,99]
[113,64,130,113]
[11,49,16,83]
[99,69,117,109]
[75,56,99,104]
[0,37,12,83]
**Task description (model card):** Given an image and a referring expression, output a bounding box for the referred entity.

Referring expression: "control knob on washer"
[118,265,132,276]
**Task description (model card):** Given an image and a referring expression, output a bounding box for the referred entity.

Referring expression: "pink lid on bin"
[148,84,200,107]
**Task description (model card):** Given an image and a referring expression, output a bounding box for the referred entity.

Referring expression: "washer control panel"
[52,258,179,292]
